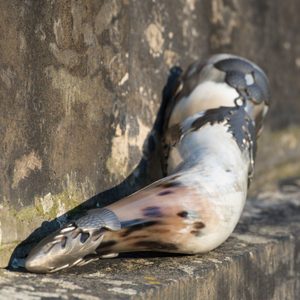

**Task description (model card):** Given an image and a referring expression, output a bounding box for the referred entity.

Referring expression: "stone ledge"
[1,186,299,300]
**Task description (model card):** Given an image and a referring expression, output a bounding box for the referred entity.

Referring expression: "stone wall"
[1,0,300,267]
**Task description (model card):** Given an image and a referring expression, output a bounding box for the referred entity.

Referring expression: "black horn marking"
[158,190,173,196]
[134,241,178,251]
[121,220,160,237]
[177,211,189,218]
[97,240,117,250]
[143,206,163,218]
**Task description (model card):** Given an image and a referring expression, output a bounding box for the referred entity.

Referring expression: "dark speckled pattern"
[214,58,270,104]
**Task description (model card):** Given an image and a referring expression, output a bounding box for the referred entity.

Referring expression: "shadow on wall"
[8,66,183,269]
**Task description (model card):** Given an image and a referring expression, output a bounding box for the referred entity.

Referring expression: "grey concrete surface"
[1,184,299,300]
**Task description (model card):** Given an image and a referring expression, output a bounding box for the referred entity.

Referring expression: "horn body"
[25,54,270,273]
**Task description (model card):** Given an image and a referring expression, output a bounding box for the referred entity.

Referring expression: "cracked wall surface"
[1,0,300,267]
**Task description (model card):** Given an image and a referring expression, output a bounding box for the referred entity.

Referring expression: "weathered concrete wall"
[1,0,300,267]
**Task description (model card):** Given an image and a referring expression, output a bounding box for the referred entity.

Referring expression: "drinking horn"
[25,54,270,273]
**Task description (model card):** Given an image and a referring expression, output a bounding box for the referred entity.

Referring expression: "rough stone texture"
[1,0,300,271]
[1,186,300,299]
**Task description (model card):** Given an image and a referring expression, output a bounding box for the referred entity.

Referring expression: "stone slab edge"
[0,187,299,300]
